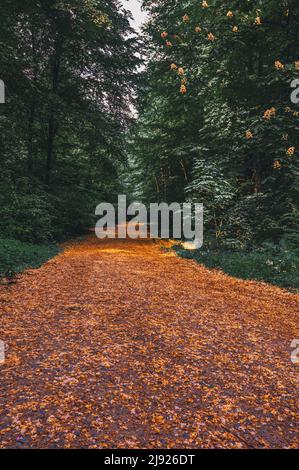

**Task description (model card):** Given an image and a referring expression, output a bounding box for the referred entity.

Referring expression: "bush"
[0,179,95,244]
[0,182,54,243]
[173,244,299,289]
[0,238,59,278]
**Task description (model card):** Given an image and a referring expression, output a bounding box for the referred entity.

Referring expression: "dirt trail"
[0,235,298,448]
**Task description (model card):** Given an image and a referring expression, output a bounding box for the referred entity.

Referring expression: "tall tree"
[0,0,140,241]
[128,0,299,247]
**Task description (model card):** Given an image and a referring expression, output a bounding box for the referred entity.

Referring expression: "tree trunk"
[45,32,62,186]
[27,23,38,174]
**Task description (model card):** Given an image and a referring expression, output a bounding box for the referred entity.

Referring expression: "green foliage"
[186,159,236,240]
[0,238,59,278]
[127,0,299,253]
[0,0,139,243]
[0,1,298,291]
[173,243,299,289]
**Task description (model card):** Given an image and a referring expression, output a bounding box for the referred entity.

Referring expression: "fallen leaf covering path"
[0,235,298,448]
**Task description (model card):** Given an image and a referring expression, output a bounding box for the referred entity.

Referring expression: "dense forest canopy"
[0,0,139,242]
[129,0,299,249]
[1,2,299,452]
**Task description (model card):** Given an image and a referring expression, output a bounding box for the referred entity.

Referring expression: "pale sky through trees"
[121,0,147,31]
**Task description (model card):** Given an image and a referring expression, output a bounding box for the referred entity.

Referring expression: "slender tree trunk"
[27,23,38,174]
[180,159,188,182]
[46,117,56,185]
[154,175,160,194]
[286,7,291,62]
[253,168,262,194]
[252,52,263,194]
[27,100,36,173]
[45,36,62,186]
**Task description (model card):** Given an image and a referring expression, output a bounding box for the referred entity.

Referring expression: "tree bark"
[45,32,62,186]
[27,22,38,174]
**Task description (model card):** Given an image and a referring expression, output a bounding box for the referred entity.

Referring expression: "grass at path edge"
[173,245,299,290]
[0,238,59,279]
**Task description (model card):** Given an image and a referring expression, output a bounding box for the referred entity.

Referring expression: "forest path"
[0,234,298,448]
